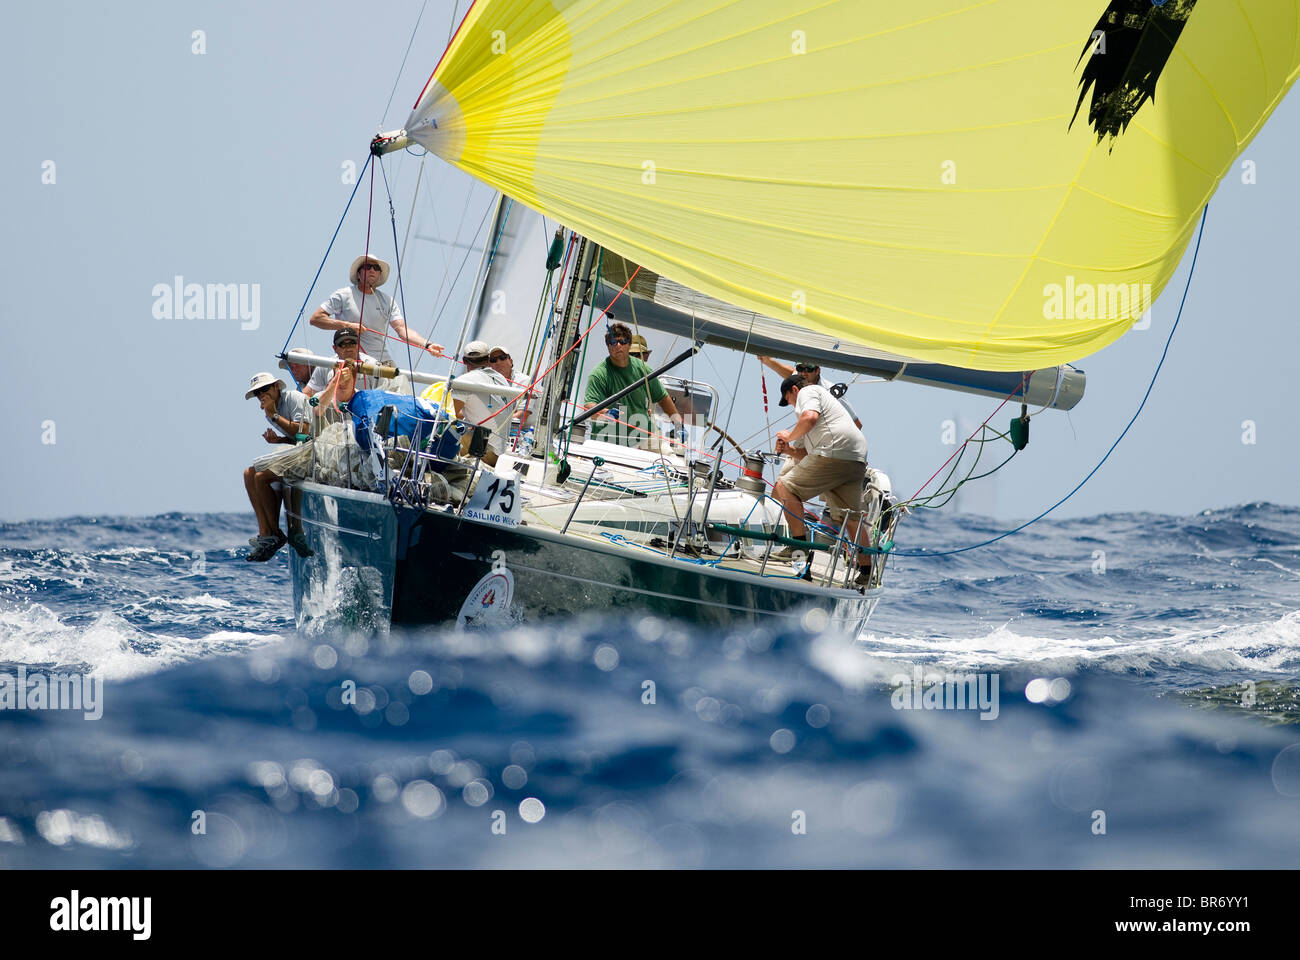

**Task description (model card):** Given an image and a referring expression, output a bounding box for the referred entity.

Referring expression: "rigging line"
[425,187,492,332]
[893,204,1210,559]
[712,310,759,460]
[733,410,796,450]
[905,386,1022,505]
[922,446,1018,507]
[380,0,431,128]
[419,166,457,301]
[399,156,425,268]
[350,159,377,352]
[564,248,601,459]
[413,198,496,372]
[443,193,503,375]
[509,263,645,415]
[906,424,1001,513]
[516,233,576,430]
[279,153,374,356]
[416,168,479,340]
[377,157,419,396]
[446,0,460,44]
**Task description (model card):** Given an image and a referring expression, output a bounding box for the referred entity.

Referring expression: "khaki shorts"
[781,455,866,518]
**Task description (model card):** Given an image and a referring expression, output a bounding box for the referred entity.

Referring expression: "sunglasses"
[795,364,819,372]
[254,385,274,397]
[360,263,381,271]
[336,340,358,347]
[606,338,631,346]
[489,353,510,362]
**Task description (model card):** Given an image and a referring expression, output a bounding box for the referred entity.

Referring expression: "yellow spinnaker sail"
[404,1,1300,371]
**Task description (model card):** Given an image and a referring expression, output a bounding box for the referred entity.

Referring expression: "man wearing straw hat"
[310,254,444,364]
[628,334,651,364]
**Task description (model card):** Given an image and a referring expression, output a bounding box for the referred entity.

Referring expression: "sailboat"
[280,0,1300,634]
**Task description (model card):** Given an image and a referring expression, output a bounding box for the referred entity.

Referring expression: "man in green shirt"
[584,322,682,447]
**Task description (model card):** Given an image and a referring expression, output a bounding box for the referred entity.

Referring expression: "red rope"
[515,235,577,432]
[352,162,377,347]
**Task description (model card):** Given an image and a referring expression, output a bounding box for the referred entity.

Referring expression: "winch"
[736,452,768,496]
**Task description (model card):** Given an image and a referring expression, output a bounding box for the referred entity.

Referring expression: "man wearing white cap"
[309,255,444,364]
[448,340,513,466]
[242,373,311,561]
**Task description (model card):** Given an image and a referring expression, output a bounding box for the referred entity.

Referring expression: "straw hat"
[350,255,391,286]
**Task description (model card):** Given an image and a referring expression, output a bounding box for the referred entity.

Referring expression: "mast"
[534,235,598,463]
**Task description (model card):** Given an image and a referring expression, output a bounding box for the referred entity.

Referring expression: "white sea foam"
[809,610,1300,687]
[0,601,281,680]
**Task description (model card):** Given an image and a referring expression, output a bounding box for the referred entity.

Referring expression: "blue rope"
[705,495,764,565]
[279,153,374,357]
[893,204,1210,559]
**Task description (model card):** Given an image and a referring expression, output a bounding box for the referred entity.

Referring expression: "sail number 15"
[464,470,522,527]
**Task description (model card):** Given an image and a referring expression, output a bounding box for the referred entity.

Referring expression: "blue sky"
[3,0,1297,523]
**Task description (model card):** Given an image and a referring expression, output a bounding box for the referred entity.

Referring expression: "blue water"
[2,505,1299,867]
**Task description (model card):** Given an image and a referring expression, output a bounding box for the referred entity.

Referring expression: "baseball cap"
[778,374,806,406]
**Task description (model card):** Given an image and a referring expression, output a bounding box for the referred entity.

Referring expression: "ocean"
[1,504,1298,868]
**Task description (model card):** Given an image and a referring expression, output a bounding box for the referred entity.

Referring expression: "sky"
[3,0,1298,524]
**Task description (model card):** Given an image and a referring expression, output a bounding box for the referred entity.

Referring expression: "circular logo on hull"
[457,568,515,628]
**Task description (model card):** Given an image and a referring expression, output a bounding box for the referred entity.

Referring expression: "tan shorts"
[781,455,866,517]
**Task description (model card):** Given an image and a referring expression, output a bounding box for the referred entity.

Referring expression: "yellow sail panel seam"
[969,146,1096,366]
[1233,0,1271,86]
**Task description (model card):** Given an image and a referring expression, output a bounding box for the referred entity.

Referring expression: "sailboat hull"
[288,482,879,635]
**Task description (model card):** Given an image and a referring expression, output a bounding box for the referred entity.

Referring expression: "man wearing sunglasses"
[488,346,531,431]
[584,322,682,447]
[303,328,383,397]
[445,340,514,466]
[309,255,444,365]
[757,357,862,428]
[242,372,311,562]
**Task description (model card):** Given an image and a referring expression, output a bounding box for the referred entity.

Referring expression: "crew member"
[770,374,870,584]
[304,329,381,397]
[489,345,530,432]
[309,255,444,364]
[242,372,311,562]
[449,340,512,466]
[757,357,861,427]
[584,322,681,447]
[628,334,651,364]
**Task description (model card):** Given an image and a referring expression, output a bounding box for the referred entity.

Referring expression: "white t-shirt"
[306,351,380,394]
[791,392,859,450]
[320,284,403,362]
[793,383,866,463]
[452,368,513,456]
[269,389,309,439]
